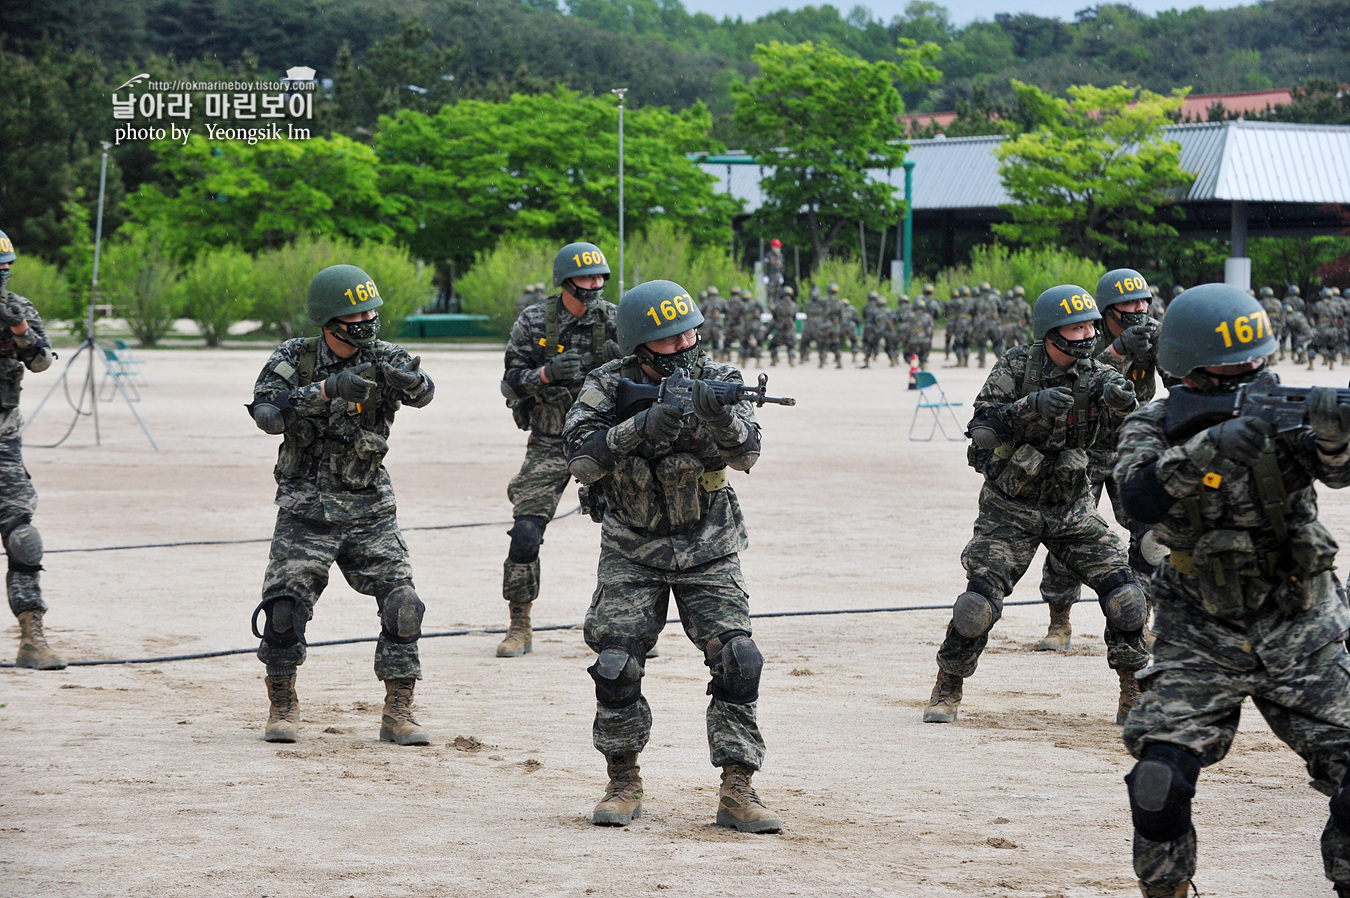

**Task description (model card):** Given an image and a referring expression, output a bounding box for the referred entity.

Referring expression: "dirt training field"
[2,343,1346,897]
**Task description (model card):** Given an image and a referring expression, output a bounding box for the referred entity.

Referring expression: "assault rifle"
[1164,371,1350,440]
[615,367,796,420]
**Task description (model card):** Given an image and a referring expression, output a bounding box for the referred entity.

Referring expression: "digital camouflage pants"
[584,550,766,770]
[1041,475,1154,607]
[257,508,420,680]
[0,433,42,616]
[503,432,571,604]
[1124,638,1350,890]
[936,484,1149,678]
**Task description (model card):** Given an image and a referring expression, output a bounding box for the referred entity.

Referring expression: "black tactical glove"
[323,361,376,404]
[0,301,26,328]
[543,349,583,384]
[1028,386,1074,421]
[691,379,735,426]
[1102,379,1137,414]
[1209,416,1274,459]
[968,424,1004,450]
[596,339,623,364]
[1308,386,1350,449]
[1112,324,1153,357]
[634,402,683,443]
[381,356,423,393]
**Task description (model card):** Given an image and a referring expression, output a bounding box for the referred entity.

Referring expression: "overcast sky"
[680,0,1253,26]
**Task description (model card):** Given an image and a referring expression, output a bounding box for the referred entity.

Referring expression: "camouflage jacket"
[969,344,1133,501]
[503,295,618,436]
[1115,398,1350,673]
[252,336,433,522]
[1094,317,1161,407]
[0,290,53,435]
[563,354,760,570]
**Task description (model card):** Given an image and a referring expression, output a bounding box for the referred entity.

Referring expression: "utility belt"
[1167,521,1337,621]
[606,453,726,534]
[0,356,22,410]
[984,443,1091,504]
[278,419,389,489]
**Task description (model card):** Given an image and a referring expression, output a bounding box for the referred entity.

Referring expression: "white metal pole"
[612,88,627,297]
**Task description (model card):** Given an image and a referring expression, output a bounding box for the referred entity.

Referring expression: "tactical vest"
[1020,344,1097,450]
[543,294,607,358]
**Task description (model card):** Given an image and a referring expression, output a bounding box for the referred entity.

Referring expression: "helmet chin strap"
[1048,328,1097,359]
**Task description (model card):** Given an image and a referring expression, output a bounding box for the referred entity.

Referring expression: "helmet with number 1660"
[1157,283,1275,379]
[1032,284,1101,340]
[617,280,704,356]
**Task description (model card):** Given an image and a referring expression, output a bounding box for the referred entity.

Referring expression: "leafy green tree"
[174,245,255,347]
[100,231,182,346]
[126,133,400,260]
[732,40,938,270]
[375,87,737,283]
[994,81,1193,264]
[328,22,462,137]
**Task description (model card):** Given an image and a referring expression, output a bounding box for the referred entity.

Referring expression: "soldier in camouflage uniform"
[763,239,784,299]
[564,280,781,834]
[885,294,909,367]
[767,286,798,367]
[248,264,436,745]
[1309,289,1340,370]
[946,287,974,367]
[999,286,1032,350]
[725,287,746,364]
[700,287,728,362]
[1036,270,1161,669]
[0,229,63,670]
[971,281,1003,368]
[1114,283,1350,898]
[861,291,887,368]
[1258,286,1284,363]
[797,286,823,364]
[904,297,935,370]
[818,284,843,369]
[923,284,1149,725]
[839,296,861,364]
[498,242,621,657]
[1148,285,1166,323]
[738,292,766,369]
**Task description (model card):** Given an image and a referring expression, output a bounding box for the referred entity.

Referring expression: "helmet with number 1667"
[616,280,704,356]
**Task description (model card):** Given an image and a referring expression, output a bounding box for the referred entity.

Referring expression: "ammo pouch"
[0,357,23,410]
[994,443,1045,500]
[277,419,319,478]
[335,429,388,489]
[655,453,706,530]
[1045,448,1089,501]
[528,386,573,436]
[1190,529,1276,622]
[609,455,663,531]
[507,397,533,431]
[1274,521,1339,614]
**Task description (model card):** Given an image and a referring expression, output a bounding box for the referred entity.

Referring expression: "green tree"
[174,246,255,346]
[328,22,462,137]
[375,87,737,284]
[732,40,938,270]
[100,231,182,346]
[993,81,1193,264]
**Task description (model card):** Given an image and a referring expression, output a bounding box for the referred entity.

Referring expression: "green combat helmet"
[781,285,795,298]
[0,228,17,291]
[1157,283,1275,381]
[1033,284,1101,358]
[616,279,704,361]
[1096,268,1152,329]
[553,242,611,310]
[922,283,935,296]
[307,264,383,346]
[1259,286,1275,298]
[959,285,972,298]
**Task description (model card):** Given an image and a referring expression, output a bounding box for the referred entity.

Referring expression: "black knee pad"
[952,581,1000,639]
[1126,743,1201,842]
[251,595,309,648]
[1097,573,1147,633]
[376,580,424,644]
[2,518,43,574]
[507,516,548,563]
[706,630,764,704]
[1330,767,1350,831]
[588,635,646,709]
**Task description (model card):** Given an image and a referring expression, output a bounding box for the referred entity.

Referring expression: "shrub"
[6,257,74,328]
[175,246,255,346]
[929,243,1102,316]
[456,237,569,335]
[100,232,182,346]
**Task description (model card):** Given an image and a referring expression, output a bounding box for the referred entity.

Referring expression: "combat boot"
[497,602,533,657]
[770,355,778,366]
[923,670,963,723]
[835,357,843,369]
[788,353,795,368]
[1138,880,1191,897]
[717,762,782,833]
[1116,669,1142,726]
[978,351,987,368]
[264,672,299,743]
[818,354,826,369]
[1309,356,1317,371]
[380,678,431,746]
[1035,604,1073,651]
[15,610,67,670]
[593,752,643,826]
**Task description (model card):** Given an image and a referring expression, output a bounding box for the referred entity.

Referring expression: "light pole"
[612,88,627,297]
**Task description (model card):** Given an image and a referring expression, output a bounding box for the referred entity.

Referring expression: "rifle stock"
[1164,371,1350,440]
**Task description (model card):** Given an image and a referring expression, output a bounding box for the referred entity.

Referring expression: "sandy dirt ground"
[3,337,1348,897]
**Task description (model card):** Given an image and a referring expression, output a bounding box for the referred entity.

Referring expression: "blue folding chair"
[101,346,141,401]
[908,370,965,441]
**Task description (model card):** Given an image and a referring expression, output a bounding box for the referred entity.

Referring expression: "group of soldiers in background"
[1256,284,1350,371]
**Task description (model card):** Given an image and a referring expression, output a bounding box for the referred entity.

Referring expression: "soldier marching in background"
[763,239,784,299]
[923,284,1148,725]
[971,281,1003,368]
[904,297,935,371]
[819,283,843,369]
[725,287,746,364]
[885,294,909,367]
[0,229,62,670]
[564,280,781,834]
[701,286,729,362]
[498,243,622,657]
[1258,286,1284,363]
[767,285,798,367]
[861,290,886,369]
[247,264,436,745]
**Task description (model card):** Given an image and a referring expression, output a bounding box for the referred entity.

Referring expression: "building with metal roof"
[693,120,1350,278]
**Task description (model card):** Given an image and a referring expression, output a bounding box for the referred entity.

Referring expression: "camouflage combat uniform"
[0,290,52,618]
[502,294,619,605]
[861,296,886,367]
[971,289,1003,366]
[904,302,935,370]
[766,295,798,366]
[738,296,766,368]
[763,247,784,299]
[252,335,435,681]
[947,294,974,366]
[702,291,730,361]
[1115,397,1350,893]
[937,344,1149,680]
[563,354,767,769]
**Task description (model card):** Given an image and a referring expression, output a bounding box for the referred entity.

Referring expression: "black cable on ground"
[0,599,1059,668]
[45,506,582,555]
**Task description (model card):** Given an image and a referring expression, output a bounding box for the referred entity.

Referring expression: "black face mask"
[330,314,380,348]
[643,337,702,377]
[1190,364,1264,393]
[1048,327,1098,359]
[565,278,606,312]
[1108,305,1149,329]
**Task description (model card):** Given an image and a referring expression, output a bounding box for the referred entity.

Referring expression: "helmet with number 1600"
[1157,283,1275,380]
[616,280,704,357]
